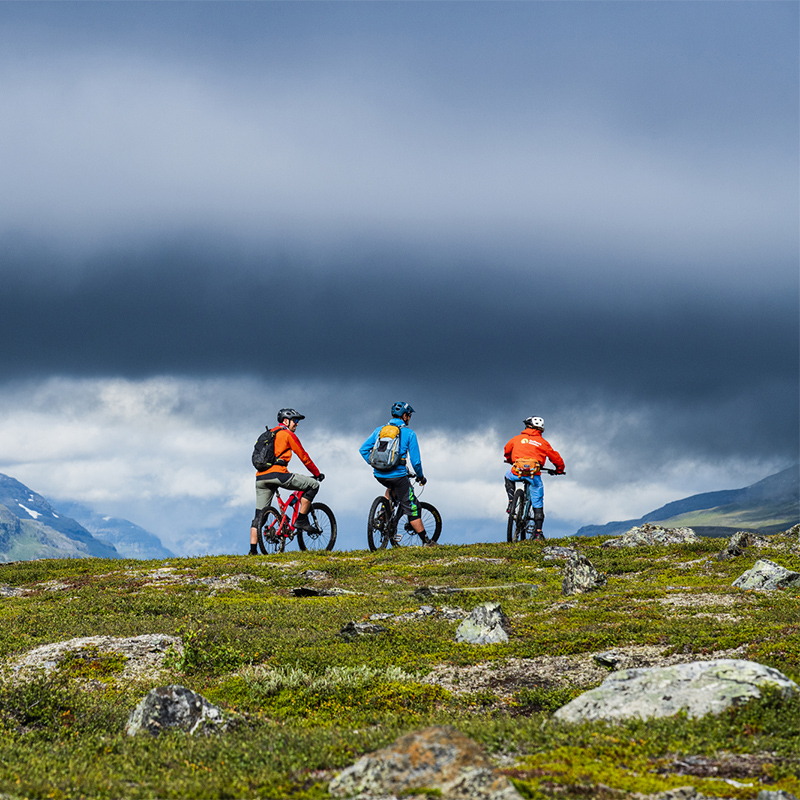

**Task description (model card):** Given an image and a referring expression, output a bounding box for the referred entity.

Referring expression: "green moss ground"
[0,534,798,798]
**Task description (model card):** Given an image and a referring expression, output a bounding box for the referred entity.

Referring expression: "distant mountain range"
[0,473,173,561]
[576,464,800,538]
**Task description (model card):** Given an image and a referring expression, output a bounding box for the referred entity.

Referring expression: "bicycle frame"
[271,489,303,541]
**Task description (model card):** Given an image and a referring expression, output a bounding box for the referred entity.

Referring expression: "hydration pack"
[252,427,287,472]
[368,423,404,471]
[512,457,541,477]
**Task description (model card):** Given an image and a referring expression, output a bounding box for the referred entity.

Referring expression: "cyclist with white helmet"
[503,416,565,540]
[359,402,435,546]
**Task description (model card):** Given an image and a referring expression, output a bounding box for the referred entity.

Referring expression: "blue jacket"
[359,419,424,480]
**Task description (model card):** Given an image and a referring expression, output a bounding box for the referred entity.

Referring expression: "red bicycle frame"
[271,489,303,541]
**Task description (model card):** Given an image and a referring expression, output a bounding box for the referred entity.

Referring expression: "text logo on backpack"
[368,424,405,471]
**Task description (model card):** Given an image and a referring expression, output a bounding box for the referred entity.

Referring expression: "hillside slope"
[0,473,119,561]
[576,464,799,538]
[0,535,798,798]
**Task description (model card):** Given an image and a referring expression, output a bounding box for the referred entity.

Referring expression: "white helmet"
[524,416,544,430]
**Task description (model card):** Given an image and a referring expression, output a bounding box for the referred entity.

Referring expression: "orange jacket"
[257,426,320,477]
[504,428,565,474]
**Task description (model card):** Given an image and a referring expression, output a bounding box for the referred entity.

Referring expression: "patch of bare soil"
[421,644,750,699]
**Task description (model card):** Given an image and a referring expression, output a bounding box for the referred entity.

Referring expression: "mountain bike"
[257,489,336,554]
[507,468,562,543]
[367,477,442,550]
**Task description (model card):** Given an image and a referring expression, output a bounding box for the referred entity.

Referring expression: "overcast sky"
[1,2,797,555]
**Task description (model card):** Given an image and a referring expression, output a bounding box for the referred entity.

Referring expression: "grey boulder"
[603,524,700,548]
[732,559,800,591]
[562,553,607,596]
[456,602,510,645]
[553,659,797,723]
[125,685,227,736]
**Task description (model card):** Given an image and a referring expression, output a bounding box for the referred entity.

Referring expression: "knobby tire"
[367,496,391,551]
[391,501,442,547]
[257,506,286,554]
[507,489,527,543]
[297,502,337,551]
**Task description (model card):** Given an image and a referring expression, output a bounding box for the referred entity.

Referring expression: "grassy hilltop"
[1,534,800,799]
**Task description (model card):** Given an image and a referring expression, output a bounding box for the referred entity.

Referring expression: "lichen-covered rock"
[542,546,577,561]
[455,602,510,644]
[732,559,800,591]
[125,685,227,736]
[328,725,523,799]
[553,659,797,723]
[717,531,771,561]
[603,524,700,548]
[562,553,607,596]
[338,621,389,640]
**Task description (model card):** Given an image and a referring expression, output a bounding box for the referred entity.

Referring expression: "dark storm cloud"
[3,238,797,463]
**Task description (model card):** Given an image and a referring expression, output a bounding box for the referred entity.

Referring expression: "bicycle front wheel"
[298,502,337,551]
[507,489,527,543]
[367,496,391,551]
[257,506,286,554]
[392,501,442,547]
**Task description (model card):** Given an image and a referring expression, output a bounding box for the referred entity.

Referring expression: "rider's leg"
[532,507,545,537]
[251,481,278,554]
[287,474,320,531]
[504,476,517,512]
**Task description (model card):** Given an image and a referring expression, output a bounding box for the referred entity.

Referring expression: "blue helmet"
[391,402,415,418]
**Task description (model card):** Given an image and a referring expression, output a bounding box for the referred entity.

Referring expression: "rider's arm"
[286,430,321,478]
[358,429,379,464]
[546,445,565,473]
[503,438,515,464]
[405,429,424,479]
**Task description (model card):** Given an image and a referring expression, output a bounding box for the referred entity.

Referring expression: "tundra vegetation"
[0,533,799,799]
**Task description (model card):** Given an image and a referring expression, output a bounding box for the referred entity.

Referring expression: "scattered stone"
[594,651,624,669]
[455,602,510,645]
[542,546,578,561]
[562,553,607,596]
[553,659,798,723]
[758,792,799,800]
[7,634,182,684]
[125,685,227,736]
[292,586,356,597]
[328,725,523,800]
[339,621,389,640]
[0,584,23,598]
[732,559,800,591]
[369,606,469,624]
[440,605,469,621]
[717,531,771,561]
[301,569,332,580]
[603,524,700,548]
[413,583,536,600]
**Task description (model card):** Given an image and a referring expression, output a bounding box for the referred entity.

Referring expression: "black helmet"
[277,408,305,423]
[391,402,415,418]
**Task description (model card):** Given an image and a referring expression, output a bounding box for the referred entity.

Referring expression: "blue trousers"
[504,470,543,508]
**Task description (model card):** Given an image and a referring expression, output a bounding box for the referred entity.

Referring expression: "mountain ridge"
[575,464,800,538]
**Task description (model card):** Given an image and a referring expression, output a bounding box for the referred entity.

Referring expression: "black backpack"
[252,427,286,471]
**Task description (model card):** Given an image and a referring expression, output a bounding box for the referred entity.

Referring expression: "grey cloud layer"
[1,2,797,477]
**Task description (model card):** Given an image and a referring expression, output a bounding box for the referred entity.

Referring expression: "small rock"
[758,791,799,800]
[562,553,607,596]
[292,586,356,597]
[339,621,388,640]
[413,586,463,599]
[732,559,800,591]
[594,651,624,669]
[455,602,510,645]
[125,685,226,736]
[328,725,523,800]
[301,569,331,580]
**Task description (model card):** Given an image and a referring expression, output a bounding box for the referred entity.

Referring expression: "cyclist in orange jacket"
[249,408,324,555]
[503,416,565,540]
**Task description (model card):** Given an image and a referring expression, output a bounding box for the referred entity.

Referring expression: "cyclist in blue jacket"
[359,402,435,546]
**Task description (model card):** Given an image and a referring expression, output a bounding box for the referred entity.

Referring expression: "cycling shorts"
[255,472,319,511]
[376,475,421,521]
[505,469,544,508]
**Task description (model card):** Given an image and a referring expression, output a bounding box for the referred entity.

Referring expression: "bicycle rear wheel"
[507,489,527,543]
[367,496,391,551]
[298,502,337,551]
[257,506,286,554]
[391,501,442,547]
